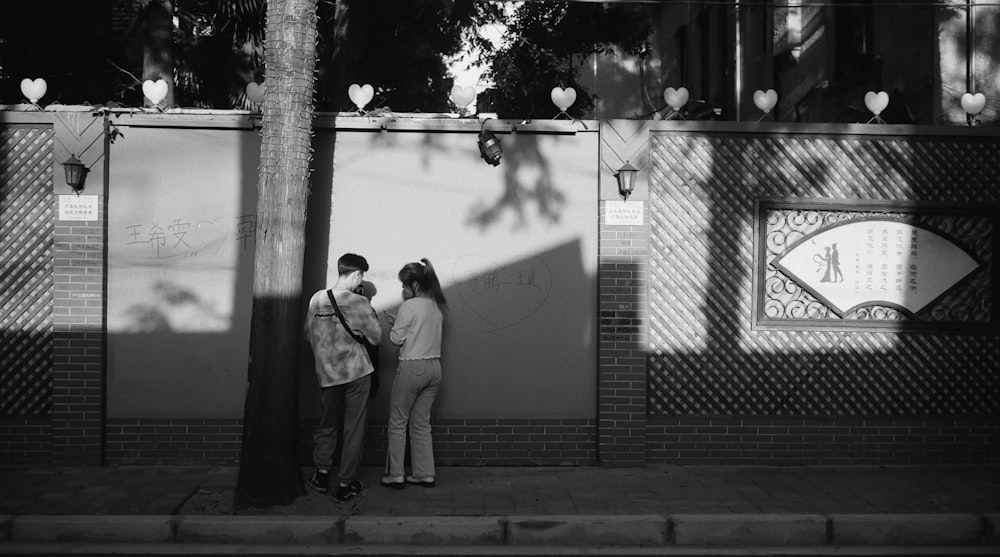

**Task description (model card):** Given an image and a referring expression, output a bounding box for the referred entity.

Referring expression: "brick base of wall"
[0,417,52,465]
[647,416,1000,465]
[16,415,999,466]
[103,417,597,466]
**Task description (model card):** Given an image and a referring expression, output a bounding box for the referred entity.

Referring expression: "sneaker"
[306,470,329,494]
[381,475,405,489]
[334,479,364,502]
[405,475,435,488]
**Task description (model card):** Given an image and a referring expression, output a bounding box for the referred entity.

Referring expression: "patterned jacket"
[305,288,382,388]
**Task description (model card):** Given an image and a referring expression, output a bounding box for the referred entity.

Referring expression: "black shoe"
[306,470,329,494]
[334,479,364,502]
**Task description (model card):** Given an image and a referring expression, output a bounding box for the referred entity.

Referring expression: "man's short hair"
[337,253,369,277]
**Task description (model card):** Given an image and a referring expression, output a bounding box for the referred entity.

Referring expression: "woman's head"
[398,258,448,310]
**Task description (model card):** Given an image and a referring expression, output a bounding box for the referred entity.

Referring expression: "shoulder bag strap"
[326,289,370,346]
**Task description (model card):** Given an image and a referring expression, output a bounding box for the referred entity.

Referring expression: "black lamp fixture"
[614,160,638,200]
[62,154,88,194]
[477,119,503,167]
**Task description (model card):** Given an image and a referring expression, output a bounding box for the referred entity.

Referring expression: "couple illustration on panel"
[302,253,448,503]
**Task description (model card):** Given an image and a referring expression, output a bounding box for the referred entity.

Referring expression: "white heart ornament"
[753,89,778,113]
[550,87,577,112]
[449,86,476,109]
[142,79,168,105]
[663,87,689,110]
[246,82,265,104]
[961,92,986,116]
[20,78,47,103]
[348,83,374,111]
[864,91,889,116]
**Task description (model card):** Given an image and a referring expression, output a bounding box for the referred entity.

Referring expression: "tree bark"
[235,0,317,508]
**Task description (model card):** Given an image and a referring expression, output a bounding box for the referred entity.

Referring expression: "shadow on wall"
[299,128,597,422]
[648,131,1000,424]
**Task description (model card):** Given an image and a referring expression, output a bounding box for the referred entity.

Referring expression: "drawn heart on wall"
[449,85,476,109]
[195,218,230,255]
[453,254,553,332]
[663,87,689,110]
[753,89,778,113]
[20,78,47,104]
[550,87,577,112]
[245,82,265,105]
[960,92,986,115]
[142,79,169,105]
[348,83,374,111]
[864,91,889,116]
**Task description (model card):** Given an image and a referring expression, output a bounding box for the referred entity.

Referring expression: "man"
[304,253,382,502]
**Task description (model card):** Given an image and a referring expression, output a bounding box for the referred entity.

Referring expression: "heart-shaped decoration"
[142,79,169,105]
[960,92,986,116]
[20,78,47,103]
[449,85,476,109]
[864,91,889,116]
[550,87,577,112]
[348,83,374,111]
[246,82,265,105]
[663,86,689,110]
[752,89,778,113]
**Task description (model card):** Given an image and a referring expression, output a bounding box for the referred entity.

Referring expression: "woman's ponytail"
[420,258,448,310]
[398,258,449,310]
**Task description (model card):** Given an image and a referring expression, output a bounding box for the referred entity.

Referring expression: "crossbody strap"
[326,289,370,346]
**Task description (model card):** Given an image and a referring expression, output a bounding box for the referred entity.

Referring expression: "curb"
[2,513,999,547]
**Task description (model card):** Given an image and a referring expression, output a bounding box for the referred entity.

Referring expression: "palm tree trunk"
[235,0,318,508]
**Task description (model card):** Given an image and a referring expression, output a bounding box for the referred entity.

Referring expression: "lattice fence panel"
[0,126,54,415]
[648,132,1000,416]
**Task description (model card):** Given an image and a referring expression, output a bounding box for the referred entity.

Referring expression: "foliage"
[172,0,266,109]
[314,0,502,112]
[484,2,651,119]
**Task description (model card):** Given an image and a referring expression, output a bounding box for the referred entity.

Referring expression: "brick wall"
[0,417,51,464]
[51,206,106,465]
[104,417,596,465]
[597,201,649,466]
[647,416,1000,464]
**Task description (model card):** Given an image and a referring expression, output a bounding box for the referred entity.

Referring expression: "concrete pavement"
[1,464,998,554]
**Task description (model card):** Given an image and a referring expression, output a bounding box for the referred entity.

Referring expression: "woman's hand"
[383,311,395,326]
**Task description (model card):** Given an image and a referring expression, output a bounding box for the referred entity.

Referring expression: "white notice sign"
[605,200,644,225]
[58,195,99,221]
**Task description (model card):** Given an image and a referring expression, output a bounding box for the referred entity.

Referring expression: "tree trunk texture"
[235,0,318,508]
[141,0,175,107]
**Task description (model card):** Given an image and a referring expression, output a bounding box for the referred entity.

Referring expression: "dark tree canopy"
[485,2,651,119]
[0,0,652,119]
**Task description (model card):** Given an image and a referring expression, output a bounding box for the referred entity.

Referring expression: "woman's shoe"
[405,475,435,488]
[380,475,405,489]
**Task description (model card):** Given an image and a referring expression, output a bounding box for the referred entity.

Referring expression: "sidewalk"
[1,464,999,553]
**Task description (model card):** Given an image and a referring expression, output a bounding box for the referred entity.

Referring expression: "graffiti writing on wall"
[123,215,257,257]
[453,255,552,332]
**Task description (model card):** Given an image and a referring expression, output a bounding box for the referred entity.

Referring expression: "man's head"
[337,253,369,291]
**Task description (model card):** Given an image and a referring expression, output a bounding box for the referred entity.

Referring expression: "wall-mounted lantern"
[62,154,88,194]
[477,119,503,167]
[614,160,638,200]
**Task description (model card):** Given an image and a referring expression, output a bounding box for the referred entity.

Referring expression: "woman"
[381,258,447,489]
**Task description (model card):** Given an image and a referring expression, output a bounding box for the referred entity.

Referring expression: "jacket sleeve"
[389,302,413,346]
[348,297,382,346]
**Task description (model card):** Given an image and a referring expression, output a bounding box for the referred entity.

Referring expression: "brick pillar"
[50,110,107,465]
[596,120,651,466]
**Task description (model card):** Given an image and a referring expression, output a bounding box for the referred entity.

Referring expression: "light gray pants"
[313,374,370,482]
[386,359,441,478]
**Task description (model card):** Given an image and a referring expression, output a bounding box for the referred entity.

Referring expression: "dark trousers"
[313,374,371,482]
